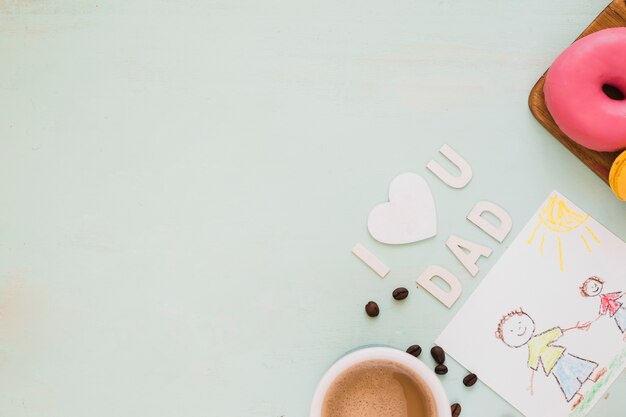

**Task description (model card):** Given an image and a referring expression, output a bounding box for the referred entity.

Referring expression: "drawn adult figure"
[495,309,606,409]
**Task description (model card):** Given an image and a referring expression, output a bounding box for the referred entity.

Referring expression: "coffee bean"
[430,346,445,364]
[451,403,462,417]
[365,301,379,317]
[434,364,448,375]
[392,287,409,300]
[406,344,422,357]
[463,373,478,387]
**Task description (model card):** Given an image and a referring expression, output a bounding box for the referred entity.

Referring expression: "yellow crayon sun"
[527,195,600,272]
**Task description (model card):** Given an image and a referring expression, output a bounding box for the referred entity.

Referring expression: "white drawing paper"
[367,173,436,245]
[437,191,626,417]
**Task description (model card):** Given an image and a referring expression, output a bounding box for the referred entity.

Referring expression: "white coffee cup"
[309,346,450,417]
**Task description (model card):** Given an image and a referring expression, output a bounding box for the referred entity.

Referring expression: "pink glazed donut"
[544,28,626,152]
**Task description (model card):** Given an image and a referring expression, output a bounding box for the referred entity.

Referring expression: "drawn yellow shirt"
[527,327,565,375]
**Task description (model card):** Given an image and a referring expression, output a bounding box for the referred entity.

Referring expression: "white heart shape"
[367,173,437,244]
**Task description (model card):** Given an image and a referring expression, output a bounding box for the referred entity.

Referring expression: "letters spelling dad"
[365,144,512,308]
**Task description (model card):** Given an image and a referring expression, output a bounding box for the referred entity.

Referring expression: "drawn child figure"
[495,309,606,409]
[580,276,626,339]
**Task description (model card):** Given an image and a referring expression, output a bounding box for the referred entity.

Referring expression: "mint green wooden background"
[0,1,624,416]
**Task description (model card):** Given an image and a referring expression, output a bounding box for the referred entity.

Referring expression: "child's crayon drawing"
[580,276,626,339]
[437,192,626,417]
[527,195,600,272]
[495,309,606,409]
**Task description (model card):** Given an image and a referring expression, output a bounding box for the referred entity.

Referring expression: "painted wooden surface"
[529,0,626,186]
[0,1,624,417]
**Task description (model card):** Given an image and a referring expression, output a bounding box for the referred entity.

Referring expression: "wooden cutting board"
[528,0,626,185]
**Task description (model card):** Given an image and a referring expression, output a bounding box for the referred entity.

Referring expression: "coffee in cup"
[322,359,436,417]
[310,347,449,417]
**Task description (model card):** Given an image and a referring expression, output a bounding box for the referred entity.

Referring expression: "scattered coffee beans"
[463,373,478,387]
[451,403,462,417]
[392,287,409,300]
[430,346,445,364]
[406,344,422,357]
[434,364,448,375]
[365,301,379,317]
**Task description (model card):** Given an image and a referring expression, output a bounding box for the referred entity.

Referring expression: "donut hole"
[602,84,625,101]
